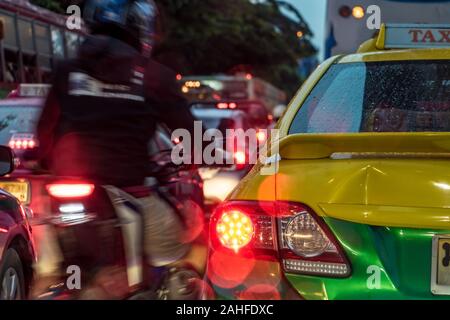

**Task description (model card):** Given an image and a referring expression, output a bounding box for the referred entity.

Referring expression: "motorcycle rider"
[34,0,201,299]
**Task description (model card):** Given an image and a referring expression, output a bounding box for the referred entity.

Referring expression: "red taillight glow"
[256,131,266,143]
[217,102,229,109]
[234,151,246,165]
[217,102,238,110]
[216,210,254,252]
[47,183,95,198]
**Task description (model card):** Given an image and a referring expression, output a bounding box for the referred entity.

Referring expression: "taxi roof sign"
[18,84,51,97]
[377,24,450,50]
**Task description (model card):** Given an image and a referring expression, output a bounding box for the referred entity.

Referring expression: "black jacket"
[37,35,196,187]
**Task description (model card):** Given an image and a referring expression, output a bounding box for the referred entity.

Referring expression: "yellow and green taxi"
[205,24,450,300]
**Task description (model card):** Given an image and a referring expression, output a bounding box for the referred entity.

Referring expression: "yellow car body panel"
[227,163,277,202]
[276,157,450,225]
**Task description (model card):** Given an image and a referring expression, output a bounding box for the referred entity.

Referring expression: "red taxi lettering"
[439,30,450,43]
[409,28,450,43]
[409,29,422,43]
[422,30,436,43]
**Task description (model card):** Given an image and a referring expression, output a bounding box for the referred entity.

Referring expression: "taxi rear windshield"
[289,60,450,134]
[0,105,41,144]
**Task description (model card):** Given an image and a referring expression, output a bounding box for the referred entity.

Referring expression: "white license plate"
[431,235,450,295]
[0,181,30,204]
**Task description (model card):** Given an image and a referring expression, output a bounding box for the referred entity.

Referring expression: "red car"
[0,146,35,300]
[191,106,261,211]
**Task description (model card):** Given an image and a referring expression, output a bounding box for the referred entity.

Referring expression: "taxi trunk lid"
[277,133,450,220]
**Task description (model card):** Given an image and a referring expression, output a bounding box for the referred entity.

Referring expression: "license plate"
[0,181,30,204]
[431,236,450,295]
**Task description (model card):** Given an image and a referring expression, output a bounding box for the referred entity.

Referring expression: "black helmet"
[83,0,158,52]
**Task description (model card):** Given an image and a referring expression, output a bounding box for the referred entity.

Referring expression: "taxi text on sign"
[384,24,450,49]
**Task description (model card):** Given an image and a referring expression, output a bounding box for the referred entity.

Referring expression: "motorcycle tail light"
[256,131,266,143]
[47,183,95,198]
[210,201,276,256]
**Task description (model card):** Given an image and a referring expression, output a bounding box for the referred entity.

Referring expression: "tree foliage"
[154,0,316,96]
[30,0,64,13]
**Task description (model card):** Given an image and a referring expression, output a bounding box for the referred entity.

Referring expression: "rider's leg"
[140,193,203,299]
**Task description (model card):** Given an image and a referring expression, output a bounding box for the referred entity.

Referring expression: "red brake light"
[211,201,276,255]
[217,102,238,110]
[9,134,38,150]
[47,183,95,198]
[216,210,254,253]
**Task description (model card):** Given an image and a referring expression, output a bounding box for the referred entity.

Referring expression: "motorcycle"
[35,160,204,300]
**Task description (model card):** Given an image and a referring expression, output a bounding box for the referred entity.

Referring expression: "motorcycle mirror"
[0,146,15,176]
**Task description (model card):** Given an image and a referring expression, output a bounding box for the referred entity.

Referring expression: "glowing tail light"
[211,202,276,255]
[9,134,38,150]
[210,201,351,277]
[216,210,254,252]
[217,102,238,110]
[47,183,95,198]
[234,151,246,165]
[217,102,229,109]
